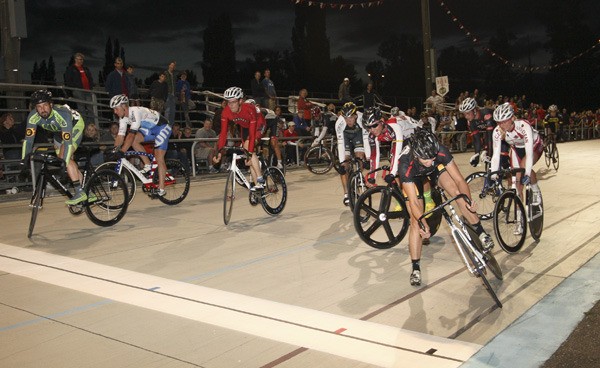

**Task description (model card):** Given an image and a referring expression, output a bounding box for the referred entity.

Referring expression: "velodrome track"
[1,140,599,368]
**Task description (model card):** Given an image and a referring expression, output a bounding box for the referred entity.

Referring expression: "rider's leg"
[154,148,167,191]
[340,154,350,205]
[132,133,151,167]
[242,140,262,185]
[405,197,423,285]
[270,137,283,164]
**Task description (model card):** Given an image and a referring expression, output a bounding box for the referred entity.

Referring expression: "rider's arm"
[367,137,379,181]
[518,121,535,177]
[489,127,502,173]
[388,124,404,176]
[21,110,39,160]
[334,116,346,164]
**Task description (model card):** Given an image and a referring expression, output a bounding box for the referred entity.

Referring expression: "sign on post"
[435,76,449,97]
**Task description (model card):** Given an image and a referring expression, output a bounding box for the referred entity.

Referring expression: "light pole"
[421,0,433,98]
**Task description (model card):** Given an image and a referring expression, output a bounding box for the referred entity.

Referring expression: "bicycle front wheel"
[158,159,190,205]
[544,145,551,168]
[353,186,409,249]
[223,171,236,225]
[28,174,45,238]
[527,188,544,241]
[466,171,496,220]
[96,161,137,204]
[348,170,368,213]
[304,146,334,174]
[261,167,287,215]
[551,144,559,171]
[84,169,129,227]
[465,225,503,280]
[493,190,527,253]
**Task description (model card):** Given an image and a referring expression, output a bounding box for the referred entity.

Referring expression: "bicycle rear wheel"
[465,171,496,220]
[84,169,129,227]
[96,161,137,204]
[527,188,544,241]
[158,159,190,205]
[465,225,503,280]
[223,171,236,225]
[261,167,287,215]
[457,232,503,308]
[348,170,368,213]
[28,174,45,238]
[304,146,334,174]
[493,190,527,253]
[551,144,559,171]
[353,186,409,249]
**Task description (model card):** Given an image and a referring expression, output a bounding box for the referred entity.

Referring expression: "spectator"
[419,111,437,134]
[425,89,444,112]
[148,72,168,114]
[338,77,351,103]
[454,112,468,151]
[126,65,140,106]
[166,122,190,170]
[176,71,192,127]
[283,121,301,165]
[250,71,265,106]
[362,82,382,109]
[179,126,194,168]
[195,119,218,173]
[164,61,177,124]
[297,88,312,125]
[0,113,22,160]
[262,68,277,110]
[104,57,129,98]
[64,52,95,122]
[292,110,311,137]
[108,121,119,142]
[81,123,112,166]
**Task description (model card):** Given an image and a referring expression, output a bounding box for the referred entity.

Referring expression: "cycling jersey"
[218,103,258,152]
[387,114,420,143]
[367,123,403,180]
[117,106,171,150]
[22,104,84,165]
[398,143,453,184]
[543,114,563,133]
[334,112,370,163]
[468,113,487,154]
[490,119,542,177]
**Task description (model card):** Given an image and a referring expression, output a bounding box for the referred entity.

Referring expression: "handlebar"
[486,167,525,180]
[417,193,471,230]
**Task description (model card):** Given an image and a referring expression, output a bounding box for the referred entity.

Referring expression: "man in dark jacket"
[64,52,95,122]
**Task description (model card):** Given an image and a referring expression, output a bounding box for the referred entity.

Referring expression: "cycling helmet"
[245,98,256,105]
[458,97,477,113]
[223,86,244,101]
[493,102,514,122]
[310,106,322,119]
[411,129,440,160]
[363,107,383,128]
[390,106,400,116]
[109,94,129,108]
[420,111,429,118]
[30,90,52,105]
[341,102,357,117]
[548,104,558,112]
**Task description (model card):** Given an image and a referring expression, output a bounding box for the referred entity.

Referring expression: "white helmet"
[223,87,244,101]
[245,99,256,105]
[459,97,477,113]
[390,106,400,116]
[548,104,558,112]
[109,94,129,108]
[493,103,514,122]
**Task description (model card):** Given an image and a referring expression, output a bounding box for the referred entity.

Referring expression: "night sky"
[19,0,600,87]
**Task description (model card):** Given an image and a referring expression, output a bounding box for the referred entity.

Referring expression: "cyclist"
[213,87,264,190]
[110,94,172,196]
[363,107,403,185]
[335,102,370,206]
[386,107,420,147]
[22,90,86,205]
[543,104,563,145]
[399,129,495,286]
[458,97,488,167]
[490,103,543,206]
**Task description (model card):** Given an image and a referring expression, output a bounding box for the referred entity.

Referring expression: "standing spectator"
[454,112,468,151]
[164,61,177,125]
[195,119,218,173]
[250,71,265,106]
[0,113,22,160]
[296,88,312,125]
[362,82,382,109]
[262,68,277,110]
[338,77,351,103]
[64,52,95,122]
[126,65,140,106]
[104,57,129,98]
[176,72,192,127]
[425,90,444,112]
[148,72,168,114]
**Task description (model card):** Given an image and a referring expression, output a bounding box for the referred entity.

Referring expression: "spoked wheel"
[493,190,527,253]
[527,188,544,241]
[353,186,410,249]
[551,144,559,171]
[465,225,503,280]
[28,174,46,238]
[465,171,498,220]
[223,171,236,225]
[348,170,368,213]
[261,167,287,215]
[84,169,129,227]
[157,159,190,205]
[304,146,334,174]
[96,161,137,204]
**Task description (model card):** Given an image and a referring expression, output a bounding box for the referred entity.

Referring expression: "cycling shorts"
[343,129,365,156]
[140,122,172,151]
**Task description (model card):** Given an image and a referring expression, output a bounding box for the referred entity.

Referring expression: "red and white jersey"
[219,102,258,151]
[387,113,420,138]
[491,119,541,176]
[367,122,403,180]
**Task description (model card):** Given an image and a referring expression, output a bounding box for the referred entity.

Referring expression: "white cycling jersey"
[335,111,371,163]
[491,119,541,177]
[390,113,420,138]
[117,106,163,136]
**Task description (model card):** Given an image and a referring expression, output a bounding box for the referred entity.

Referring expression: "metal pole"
[421,0,433,98]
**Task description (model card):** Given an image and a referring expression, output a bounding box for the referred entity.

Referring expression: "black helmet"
[363,106,383,128]
[411,129,440,160]
[31,90,53,105]
[341,102,357,117]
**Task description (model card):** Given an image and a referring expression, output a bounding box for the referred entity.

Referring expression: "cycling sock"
[257,176,264,183]
[423,190,432,205]
[72,180,81,193]
[531,183,540,193]
[277,159,282,166]
[412,259,421,271]
[472,221,485,236]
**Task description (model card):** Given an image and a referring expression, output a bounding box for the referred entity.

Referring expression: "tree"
[377,34,424,98]
[47,56,56,84]
[100,37,125,85]
[202,13,238,89]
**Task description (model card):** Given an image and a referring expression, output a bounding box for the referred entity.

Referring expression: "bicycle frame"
[229,150,253,191]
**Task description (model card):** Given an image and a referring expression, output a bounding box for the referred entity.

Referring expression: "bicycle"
[303,136,338,175]
[222,147,287,225]
[542,132,559,171]
[345,157,369,212]
[489,167,544,253]
[26,151,129,238]
[352,167,443,249]
[465,156,509,221]
[96,150,190,205]
[259,136,286,175]
[419,190,503,308]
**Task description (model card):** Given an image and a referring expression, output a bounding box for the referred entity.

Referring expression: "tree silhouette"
[202,13,238,89]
